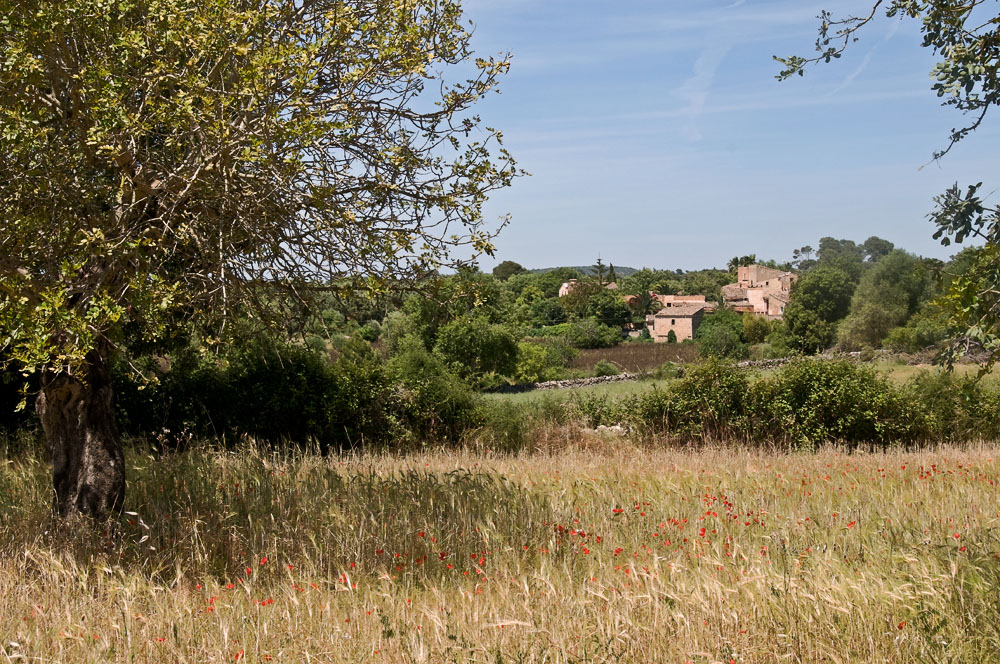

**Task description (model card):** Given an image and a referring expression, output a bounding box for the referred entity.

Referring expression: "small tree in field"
[0,0,517,518]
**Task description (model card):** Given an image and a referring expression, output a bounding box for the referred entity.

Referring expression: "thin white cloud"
[676,47,732,141]
[829,19,902,95]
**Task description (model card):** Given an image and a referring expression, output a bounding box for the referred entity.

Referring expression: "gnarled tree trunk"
[36,338,125,519]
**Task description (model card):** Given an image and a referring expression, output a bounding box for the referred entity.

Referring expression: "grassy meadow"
[2,437,999,663]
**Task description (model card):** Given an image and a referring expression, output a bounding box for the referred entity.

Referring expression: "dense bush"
[116,338,397,451]
[563,318,622,349]
[386,336,481,442]
[622,359,750,439]
[592,359,621,377]
[748,360,922,449]
[696,310,749,360]
[884,305,950,352]
[742,314,773,344]
[514,341,571,383]
[903,370,1000,441]
[433,316,519,387]
[591,358,1000,449]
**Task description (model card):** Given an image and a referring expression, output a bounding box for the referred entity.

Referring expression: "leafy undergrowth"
[1,442,1000,662]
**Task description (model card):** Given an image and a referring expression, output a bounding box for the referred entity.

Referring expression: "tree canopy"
[0,0,517,377]
[778,1,1000,366]
[0,0,517,517]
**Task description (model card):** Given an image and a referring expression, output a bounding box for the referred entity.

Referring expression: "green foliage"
[666,329,677,344]
[115,338,394,451]
[742,314,773,344]
[563,318,623,349]
[785,266,855,353]
[529,298,568,327]
[592,359,621,378]
[863,236,895,262]
[619,268,682,297]
[837,251,934,349]
[696,309,748,359]
[585,290,631,328]
[884,305,950,352]
[492,260,527,281]
[386,336,480,441]
[0,0,517,381]
[749,360,920,449]
[816,238,866,283]
[679,269,733,304]
[356,322,381,342]
[433,316,519,387]
[903,370,1000,442]
[403,272,513,350]
[623,360,749,439]
[514,341,569,384]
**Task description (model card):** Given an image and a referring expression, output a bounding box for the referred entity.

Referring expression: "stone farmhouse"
[645,294,710,342]
[721,265,797,319]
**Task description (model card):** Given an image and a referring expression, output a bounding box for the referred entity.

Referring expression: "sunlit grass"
[2,440,1000,662]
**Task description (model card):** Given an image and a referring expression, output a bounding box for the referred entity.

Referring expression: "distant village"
[560,264,797,342]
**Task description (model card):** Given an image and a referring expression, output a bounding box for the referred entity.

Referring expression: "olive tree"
[0,0,517,518]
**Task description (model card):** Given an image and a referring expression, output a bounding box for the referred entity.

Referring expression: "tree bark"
[36,338,125,519]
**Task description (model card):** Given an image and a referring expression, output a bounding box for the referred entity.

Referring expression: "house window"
[671,319,676,325]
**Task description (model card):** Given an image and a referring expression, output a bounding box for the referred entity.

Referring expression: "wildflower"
[234,649,245,661]
[898,621,906,630]
[260,557,268,565]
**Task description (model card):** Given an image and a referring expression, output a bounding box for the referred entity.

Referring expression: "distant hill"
[528,265,642,278]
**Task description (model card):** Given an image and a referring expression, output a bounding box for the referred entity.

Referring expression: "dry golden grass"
[2,439,1000,662]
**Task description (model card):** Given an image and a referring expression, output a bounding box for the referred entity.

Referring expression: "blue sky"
[458,0,1000,271]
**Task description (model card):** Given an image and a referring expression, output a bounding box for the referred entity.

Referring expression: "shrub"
[624,359,749,439]
[902,370,1000,441]
[749,360,922,449]
[592,359,621,377]
[696,309,749,359]
[698,325,749,359]
[666,329,677,344]
[116,339,396,451]
[742,314,772,344]
[563,318,622,349]
[357,322,381,342]
[387,336,480,441]
[433,316,519,386]
[514,341,568,383]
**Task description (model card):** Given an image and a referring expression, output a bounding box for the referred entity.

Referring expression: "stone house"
[721,264,797,319]
[645,303,705,342]
[644,295,715,342]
